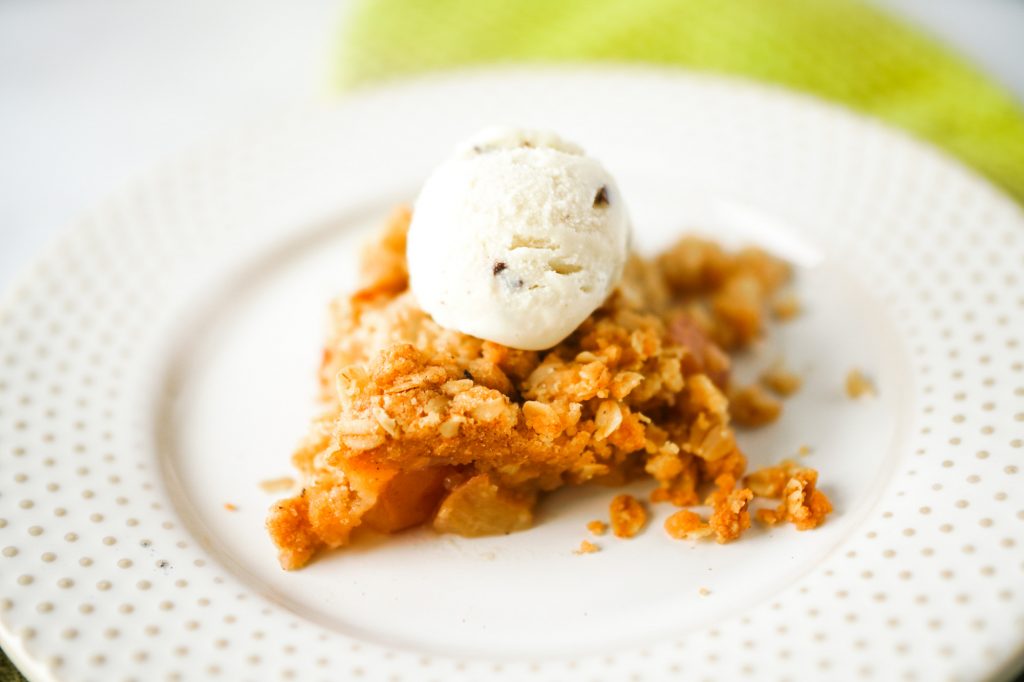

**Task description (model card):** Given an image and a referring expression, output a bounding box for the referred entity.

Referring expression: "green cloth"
[339,0,1024,202]
[0,647,22,682]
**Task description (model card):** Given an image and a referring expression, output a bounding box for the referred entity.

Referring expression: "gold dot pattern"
[0,72,1021,681]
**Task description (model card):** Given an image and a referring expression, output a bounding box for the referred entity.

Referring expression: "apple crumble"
[267,208,832,569]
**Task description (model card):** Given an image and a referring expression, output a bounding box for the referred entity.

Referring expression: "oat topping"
[609,494,648,539]
[259,477,296,494]
[266,208,833,569]
[845,368,875,398]
[729,384,783,427]
[755,467,833,530]
[760,364,802,397]
[770,292,802,321]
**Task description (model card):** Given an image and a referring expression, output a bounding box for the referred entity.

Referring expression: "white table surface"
[1,0,1023,292]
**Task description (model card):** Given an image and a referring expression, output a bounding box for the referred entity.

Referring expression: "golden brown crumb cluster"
[267,207,832,569]
[845,368,875,398]
[770,292,801,321]
[729,384,783,427]
[609,494,648,538]
[259,477,295,494]
[747,460,833,530]
[662,473,752,543]
[760,364,803,397]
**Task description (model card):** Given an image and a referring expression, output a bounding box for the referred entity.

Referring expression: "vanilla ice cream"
[406,127,631,350]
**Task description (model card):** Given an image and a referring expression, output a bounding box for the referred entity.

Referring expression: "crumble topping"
[756,468,833,530]
[845,368,876,398]
[770,292,802,321]
[729,384,783,427]
[609,494,648,538]
[266,207,833,569]
[259,477,296,494]
[759,364,803,397]
[661,473,752,543]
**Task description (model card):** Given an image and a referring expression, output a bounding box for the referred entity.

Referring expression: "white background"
[1,0,1023,292]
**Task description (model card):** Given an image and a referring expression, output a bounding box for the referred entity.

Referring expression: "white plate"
[1,68,1023,682]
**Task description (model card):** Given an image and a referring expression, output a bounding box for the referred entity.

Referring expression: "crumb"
[259,477,296,494]
[574,539,600,555]
[705,474,753,543]
[224,503,238,512]
[759,364,802,397]
[744,460,800,498]
[586,520,608,536]
[609,494,647,538]
[730,384,783,427]
[770,292,801,321]
[755,468,833,530]
[664,509,712,540]
[797,445,813,457]
[699,587,711,596]
[845,369,875,398]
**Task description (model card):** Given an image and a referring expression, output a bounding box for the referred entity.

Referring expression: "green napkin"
[0,648,21,682]
[340,0,1024,202]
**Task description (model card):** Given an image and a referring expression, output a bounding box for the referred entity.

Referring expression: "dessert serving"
[267,128,832,569]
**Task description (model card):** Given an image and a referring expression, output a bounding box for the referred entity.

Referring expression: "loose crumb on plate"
[730,384,783,427]
[259,477,296,494]
[574,540,600,555]
[609,494,647,538]
[760,364,802,397]
[845,369,875,398]
[664,509,712,540]
[705,474,754,543]
[224,503,238,512]
[770,291,801,321]
[797,445,813,457]
[699,587,712,597]
[744,459,801,498]
[755,468,833,530]
[662,474,754,544]
[586,520,608,536]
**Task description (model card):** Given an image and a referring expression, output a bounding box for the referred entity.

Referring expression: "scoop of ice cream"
[406,127,631,350]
